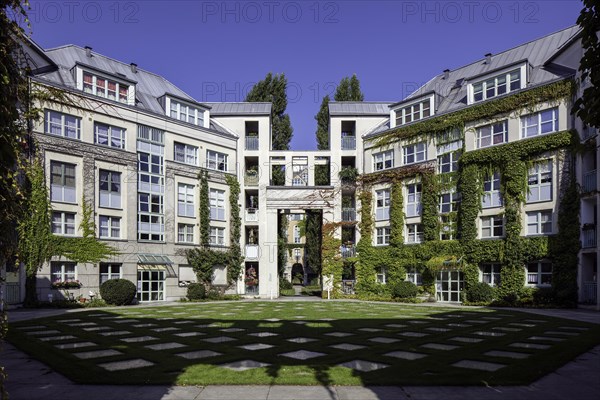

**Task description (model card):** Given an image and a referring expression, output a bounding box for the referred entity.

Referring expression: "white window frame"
[375,189,390,221]
[99,170,121,209]
[174,142,198,166]
[406,224,423,244]
[521,108,559,138]
[527,210,553,235]
[482,172,502,208]
[376,267,387,284]
[373,150,394,171]
[168,98,204,126]
[439,191,460,213]
[481,215,504,238]
[178,223,195,243]
[207,150,228,171]
[51,262,76,283]
[481,263,501,286]
[51,212,76,236]
[137,213,164,242]
[395,98,432,126]
[94,122,126,149]
[403,142,427,165]
[527,160,552,203]
[376,227,390,246]
[476,120,508,149]
[527,261,552,286]
[293,225,301,244]
[45,110,81,139]
[210,226,225,246]
[406,183,422,217]
[406,266,423,285]
[470,68,522,103]
[99,215,121,239]
[178,184,195,218]
[209,188,226,221]
[83,71,130,103]
[99,263,121,285]
[437,140,462,173]
[50,161,76,203]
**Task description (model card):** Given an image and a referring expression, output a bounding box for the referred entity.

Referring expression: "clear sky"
[25,0,582,150]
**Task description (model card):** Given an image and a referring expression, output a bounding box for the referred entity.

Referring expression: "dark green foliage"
[314,163,330,185]
[533,287,555,305]
[280,288,296,296]
[246,73,293,150]
[334,75,365,101]
[279,278,293,290]
[199,170,210,246]
[389,181,404,247]
[305,210,323,277]
[391,281,418,299]
[99,279,137,306]
[466,282,495,303]
[187,283,206,300]
[421,172,439,241]
[271,165,285,186]
[315,95,330,150]
[206,289,222,300]
[339,166,359,184]
[277,213,289,277]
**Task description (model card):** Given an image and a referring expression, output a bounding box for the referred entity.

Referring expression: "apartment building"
[2,25,597,309]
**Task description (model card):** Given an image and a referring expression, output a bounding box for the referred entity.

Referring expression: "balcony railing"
[245,208,258,222]
[245,171,258,186]
[583,170,597,193]
[342,208,356,222]
[582,227,597,248]
[245,136,259,151]
[582,281,597,304]
[245,244,259,259]
[341,245,356,258]
[341,136,356,150]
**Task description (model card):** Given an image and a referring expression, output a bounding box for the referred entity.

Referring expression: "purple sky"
[26,0,582,150]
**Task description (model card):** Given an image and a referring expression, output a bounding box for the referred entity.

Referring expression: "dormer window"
[470,67,524,103]
[83,72,129,103]
[167,98,205,127]
[395,98,432,127]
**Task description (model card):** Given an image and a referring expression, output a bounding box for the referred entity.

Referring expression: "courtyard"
[6,301,600,388]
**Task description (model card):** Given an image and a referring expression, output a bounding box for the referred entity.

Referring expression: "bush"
[533,287,555,305]
[280,289,296,296]
[187,283,206,300]
[206,289,222,300]
[301,285,322,296]
[84,298,108,308]
[391,281,418,299]
[466,282,495,303]
[279,278,293,290]
[99,279,137,306]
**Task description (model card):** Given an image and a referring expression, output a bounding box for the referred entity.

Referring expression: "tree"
[245,73,293,150]
[314,74,364,150]
[572,0,600,128]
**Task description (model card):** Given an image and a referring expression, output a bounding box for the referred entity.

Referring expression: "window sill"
[98,205,123,211]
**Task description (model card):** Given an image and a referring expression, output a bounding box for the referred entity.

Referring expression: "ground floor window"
[100,263,122,285]
[245,262,259,294]
[436,270,463,302]
[481,263,501,286]
[51,262,76,283]
[406,267,422,285]
[527,261,552,286]
[137,270,165,301]
[376,267,387,284]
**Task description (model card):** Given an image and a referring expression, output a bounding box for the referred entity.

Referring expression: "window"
[395,99,431,126]
[439,191,460,213]
[137,125,165,242]
[50,161,76,203]
[403,142,427,165]
[373,150,394,171]
[45,110,81,139]
[527,160,552,203]
[178,224,194,243]
[169,99,204,126]
[294,248,301,258]
[481,263,501,286]
[99,170,121,208]
[406,224,423,243]
[210,226,225,246]
[440,191,460,241]
[100,263,121,285]
[477,121,507,148]
[99,215,120,239]
[52,212,75,235]
[376,267,387,284]
[83,71,129,103]
[209,188,225,220]
[176,184,195,218]
[406,267,423,285]
[521,108,558,138]
[207,150,228,171]
[294,225,301,244]
[292,157,309,186]
[481,215,504,238]
[174,143,198,166]
[482,172,502,208]
[406,184,422,217]
[51,262,76,283]
[137,214,164,241]
[375,189,390,220]
[440,215,456,241]
[472,69,521,103]
[139,193,163,214]
[94,123,126,149]
[527,211,553,235]
[437,140,462,173]
[527,262,552,286]
[376,227,390,245]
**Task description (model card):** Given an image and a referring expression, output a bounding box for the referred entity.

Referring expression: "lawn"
[6,301,600,386]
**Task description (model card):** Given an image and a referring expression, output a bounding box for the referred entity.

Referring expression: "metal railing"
[582,281,597,304]
[245,208,258,222]
[342,280,355,294]
[342,208,356,222]
[245,171,258,186]
[3,283,20,304]
[583,170,597,193]
[341,136,356,150]
[341,245,356,258]
[583,228,597,248]
[245,136,259,150]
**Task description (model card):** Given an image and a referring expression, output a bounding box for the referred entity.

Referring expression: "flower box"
[51,280,82,289]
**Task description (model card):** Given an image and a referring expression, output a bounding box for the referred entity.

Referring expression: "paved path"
[2,303,600,400]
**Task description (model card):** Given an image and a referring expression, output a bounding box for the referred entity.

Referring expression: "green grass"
[7,301,600,386]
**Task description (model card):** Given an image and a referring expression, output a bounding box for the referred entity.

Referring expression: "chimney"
[443,69,450,80]
[130,63,138,73]
[485,53,492,64]
[84,46,92,58]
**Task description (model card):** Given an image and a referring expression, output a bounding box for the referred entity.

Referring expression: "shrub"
[301,285,322,296]
[466,282,495,303]
[533,287,555,305]
[206,289,222,300]
[85,298,108,308]
[99,279,137,306]
[280,289,296,296]
[187,283,206,301]
[279,278,293,290]
[391,281,418,299]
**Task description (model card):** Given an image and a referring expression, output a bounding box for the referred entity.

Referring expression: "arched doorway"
[291,263,304,285]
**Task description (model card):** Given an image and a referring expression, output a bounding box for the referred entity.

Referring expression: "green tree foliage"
[304,210,323,277]
[315,74,364,150]
[245,73,293,150]
[573,0,600,127]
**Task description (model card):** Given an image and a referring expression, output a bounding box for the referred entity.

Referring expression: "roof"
[203,102,272,115]
[329,102,391,116]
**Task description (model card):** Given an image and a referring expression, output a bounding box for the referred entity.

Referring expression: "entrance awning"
[137,254,177,278]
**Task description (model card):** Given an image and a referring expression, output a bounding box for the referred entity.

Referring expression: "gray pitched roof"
[329,102,391,116]
[203,102,272,115]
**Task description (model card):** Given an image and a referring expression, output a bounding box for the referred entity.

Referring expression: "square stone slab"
[369,337,400,344]
[27,330,61,336]
[121,336,158,343]
[449,337,484,343]
[152,327,180,332]
[204,336,236,343]
[176,350,222,360]
[485,350,530,359]
[220,328,245,333]
[83,327,113,332]
[473,331,505,337]
[248,332,278,337]
[463,320,488,324]
[425,327,451,332]
[287,337,318,344]
[453,360,505,371]
[527,336,565,342]
[293,321,307,325]
[70,322,97,327]
[74,349,122,359]
[132,323,157,328]
[174,332,206,337]
[544,331,579,336]
[56,319,81,323]
[493,327,522,332]
[220,360,270,371]
[325,332,354,337]
[99,331,131,336]
[265,318,280,322]
[17,325,47,330]
[339,360,389,372]
[113,319,138,324]
[145,342,186,350]
[279,350,326,360]
[385,351,427,360]
[98,359,154,371]
[447,323,471,328]
[385,324,407,329]
[239,343,274,351]
[522,319,548,323]
[406,320,428,324]
[39,335,77,341]
[421,343,459,351]
[359,328,383,332]
[398,332,428,338]
[480,317,502,321]
[510,342,551,350]
[330,343,366,351]
[54,342,97,350]
[174,321,194,325]
[508,323,536,327]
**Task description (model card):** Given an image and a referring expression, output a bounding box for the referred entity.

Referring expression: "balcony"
[582,227,597,248]
[583,170,597,193]
[245,244,259,259]
[245,170,258,186]
[341,245,356,258]
[245,208,258,222]
[582,281,597,304]
[342,208,356,222]
[245,136,259,151]
[341,136,356,150]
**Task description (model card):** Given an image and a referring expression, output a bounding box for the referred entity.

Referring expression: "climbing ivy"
[389,181,404,247]
[225,175,243,284]
[320,222,343,296]
[199,170,210,247]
